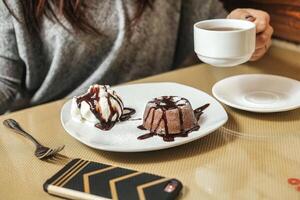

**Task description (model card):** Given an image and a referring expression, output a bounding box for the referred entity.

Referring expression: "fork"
[3,119,65,160]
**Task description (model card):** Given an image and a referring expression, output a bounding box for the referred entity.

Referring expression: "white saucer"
[212,74,300,113]
[61,82,228,152]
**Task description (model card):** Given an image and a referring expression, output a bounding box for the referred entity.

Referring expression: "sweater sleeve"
[173,0,228,67]
[0,2,24,114]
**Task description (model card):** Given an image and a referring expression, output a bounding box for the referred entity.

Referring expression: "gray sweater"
[0,0,227,114]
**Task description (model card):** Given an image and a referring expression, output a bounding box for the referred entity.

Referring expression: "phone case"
[43,159,182,200]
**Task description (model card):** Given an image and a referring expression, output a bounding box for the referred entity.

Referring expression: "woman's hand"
[227,8,274,61]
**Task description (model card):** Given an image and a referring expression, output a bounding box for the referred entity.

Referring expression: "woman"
[0,0,273,114]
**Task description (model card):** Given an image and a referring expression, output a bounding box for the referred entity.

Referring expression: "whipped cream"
[71,84,124,130]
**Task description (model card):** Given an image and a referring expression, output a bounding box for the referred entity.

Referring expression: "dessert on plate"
[71,84,135,130]
[138,96,209,141]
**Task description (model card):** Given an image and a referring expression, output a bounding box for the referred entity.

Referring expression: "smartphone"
[43,159,182,200]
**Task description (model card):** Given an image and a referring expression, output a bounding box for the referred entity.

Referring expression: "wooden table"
[1,44,300,199]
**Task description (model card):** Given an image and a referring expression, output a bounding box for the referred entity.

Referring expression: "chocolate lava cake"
[142,96,198,135]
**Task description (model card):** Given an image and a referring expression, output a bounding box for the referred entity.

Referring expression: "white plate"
[212,74,300,113]
[61,82,228,152]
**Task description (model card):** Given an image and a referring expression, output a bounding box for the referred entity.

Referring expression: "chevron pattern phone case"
[43,159,182,200]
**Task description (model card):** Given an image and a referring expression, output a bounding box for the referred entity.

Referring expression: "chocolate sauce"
[95,122,116,130]
[119,108,136,121]
[137,96,209,142]
[137,133,153,140]
[194,103,210,120]
[137,126,199,142]
[137,125,147,130]
[128,118,142,121]
[178,108,184,133]
[76,85,135,131]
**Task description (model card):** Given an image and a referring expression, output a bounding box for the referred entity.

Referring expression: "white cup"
[194,19,256,67]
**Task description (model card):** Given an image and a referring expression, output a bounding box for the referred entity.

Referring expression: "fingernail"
[245,15,256,22]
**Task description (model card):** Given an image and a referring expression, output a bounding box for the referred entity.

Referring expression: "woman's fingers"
[227,8,253,20]
[246,8,270,34]
[256,25,274,49]
[227,8,274,61]
[250,38,272,61]
[227,8,270,33]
